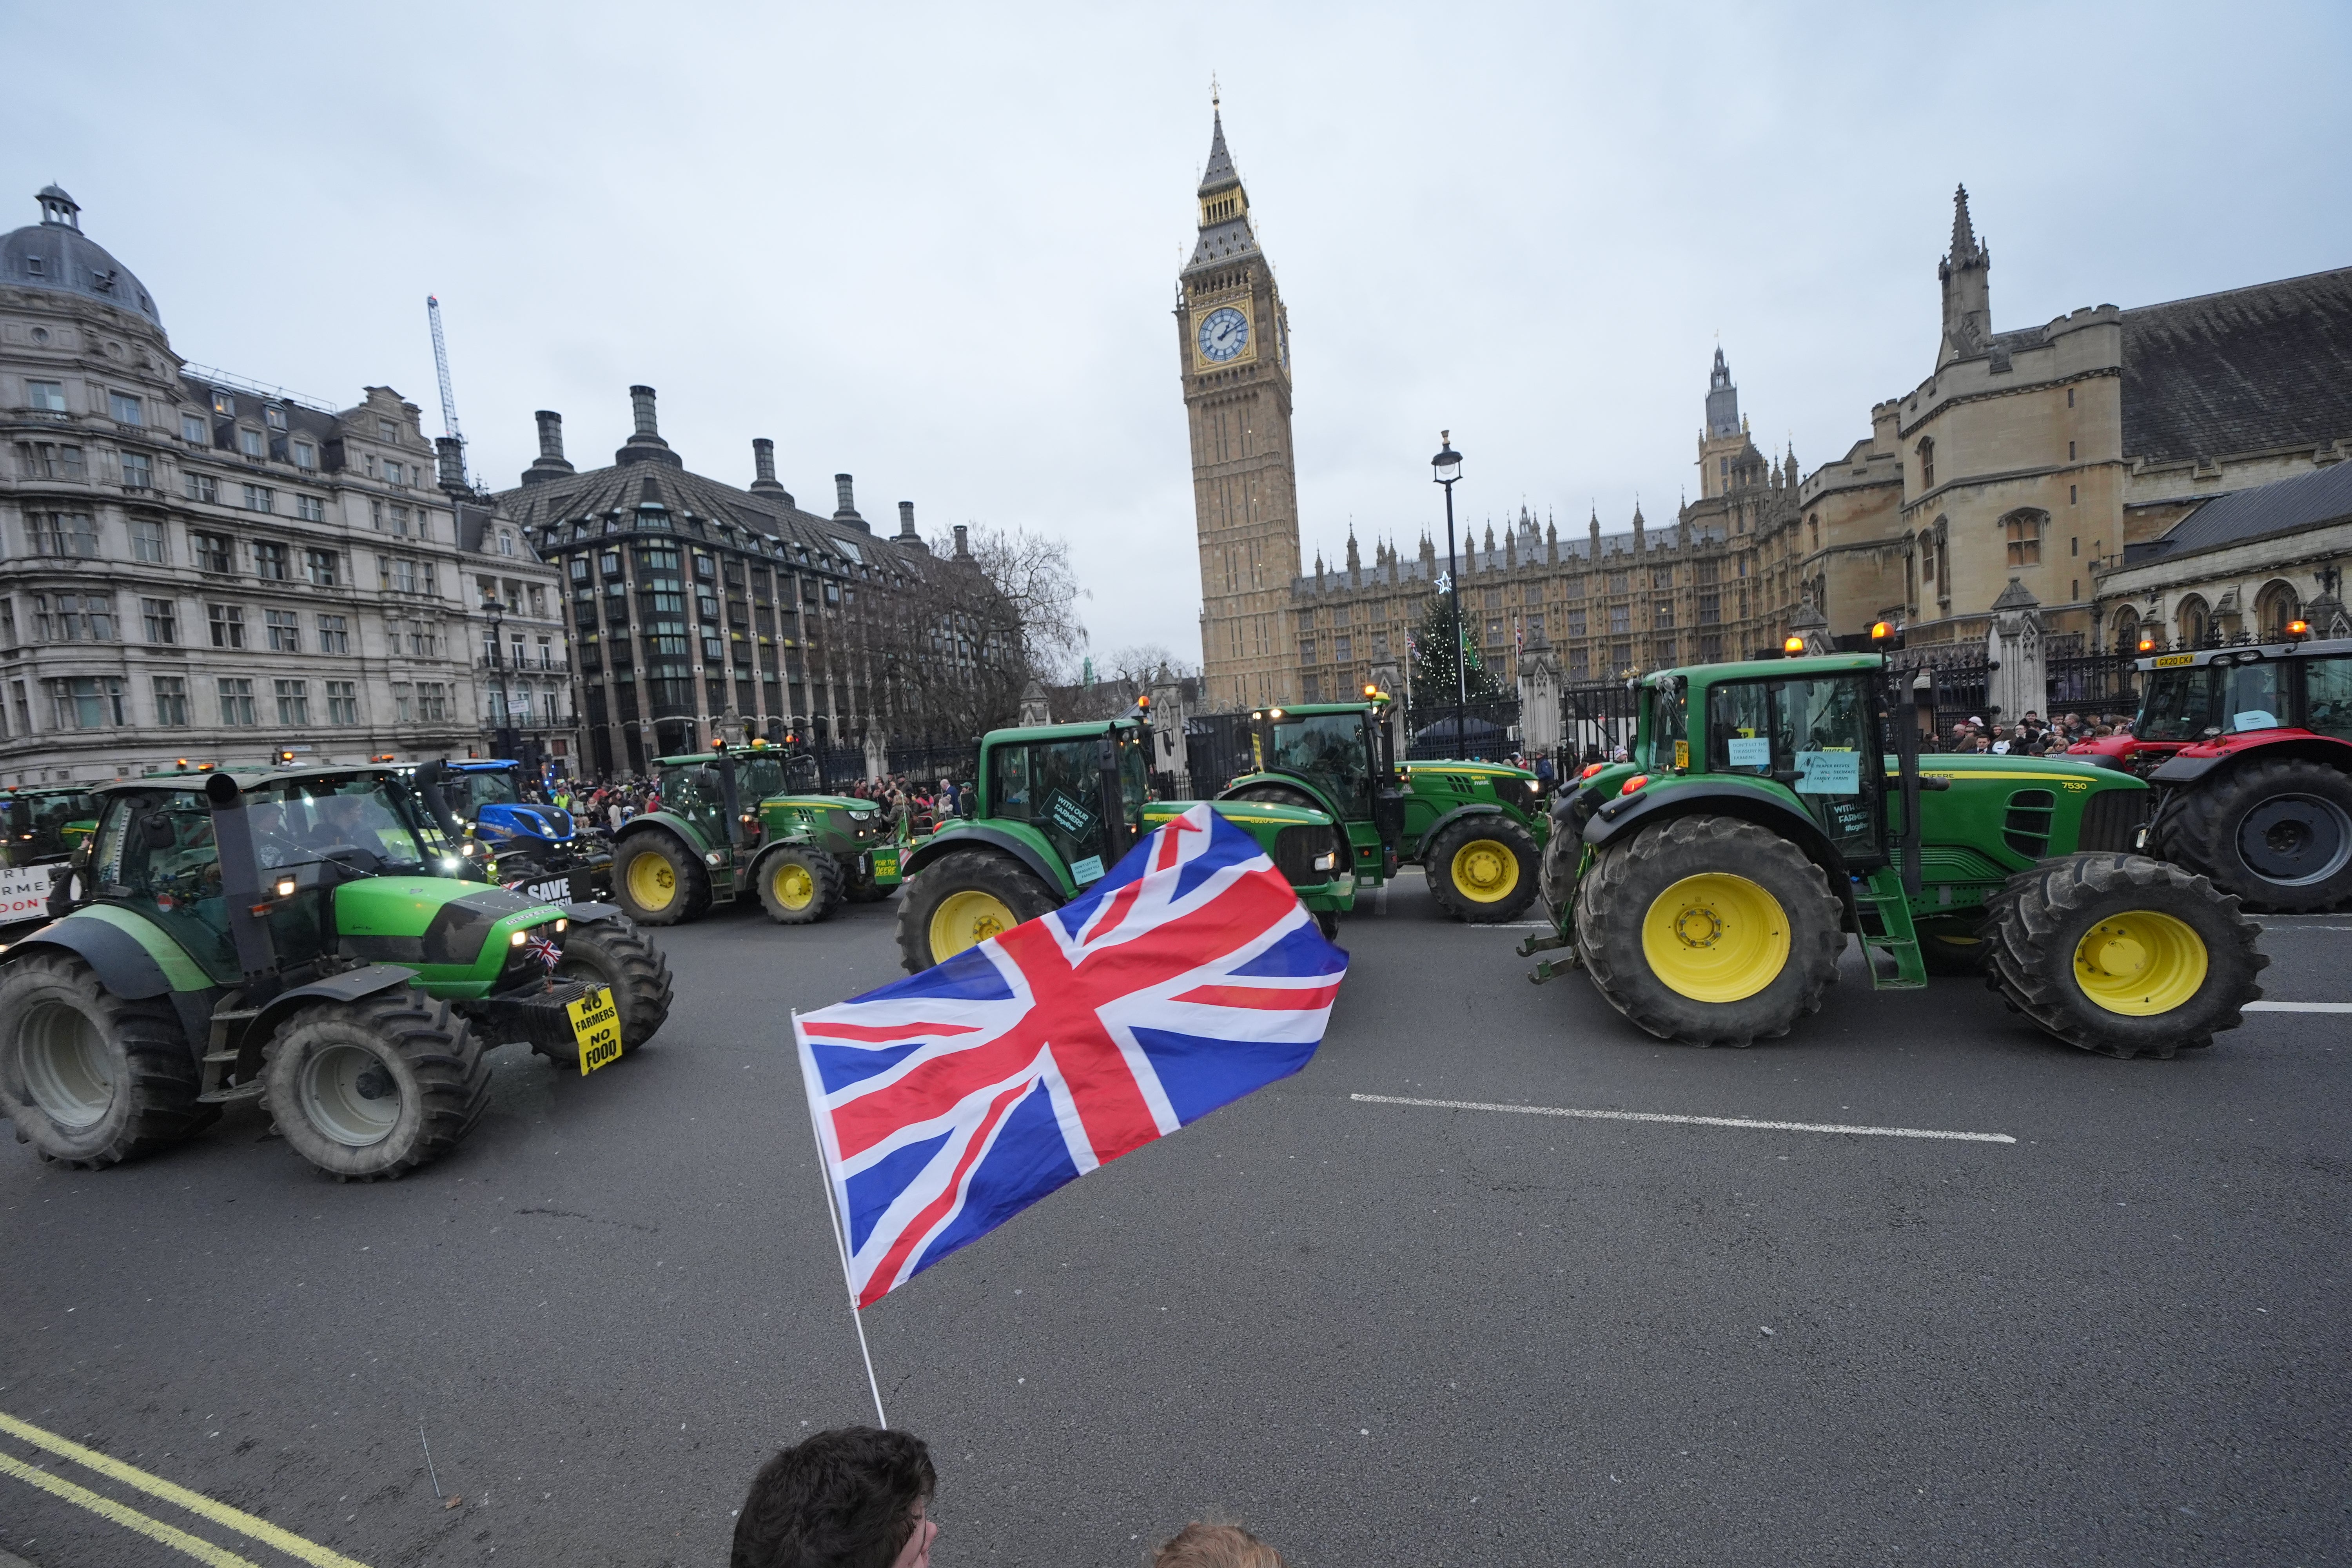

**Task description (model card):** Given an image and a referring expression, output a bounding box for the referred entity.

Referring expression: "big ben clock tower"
[1179,100,1301,710]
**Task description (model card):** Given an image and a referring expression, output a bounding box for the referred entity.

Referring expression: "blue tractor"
[438,760,613,904]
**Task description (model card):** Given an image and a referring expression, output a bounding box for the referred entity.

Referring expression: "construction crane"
[425,294,463,444]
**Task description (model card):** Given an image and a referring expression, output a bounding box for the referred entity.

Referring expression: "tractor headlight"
[274,877,296,898]
[554,918,568,933]
[462,841,483,858]
[440,856,462,871]
[510,929,527,946]
[1313,851,1338,871]
[706,851,726,866]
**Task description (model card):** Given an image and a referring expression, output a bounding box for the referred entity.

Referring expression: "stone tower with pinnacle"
[1179,98,1300,710]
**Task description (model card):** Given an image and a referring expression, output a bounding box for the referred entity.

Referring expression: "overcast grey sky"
[8,2,2348,663]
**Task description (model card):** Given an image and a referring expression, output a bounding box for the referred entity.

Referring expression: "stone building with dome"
[0,185,568,784]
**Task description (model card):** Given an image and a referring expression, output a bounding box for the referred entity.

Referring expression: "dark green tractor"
[1217,699,1552,922]
[608,744,903,928]
[894,713,1354,971]
[1,784,102,938]
[1522,653,2266,1059]
[0,764,671,1180]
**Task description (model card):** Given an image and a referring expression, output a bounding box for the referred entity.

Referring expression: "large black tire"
[612,831,712,927]
[1225,783,1352,886]
[1425,815,1543,923]
[1538,815,1581,925]
[553,915,674,1058]
[755,846,845,925]
[1982,852,2267,1060]
[0,951,210,1168]
[2153,759,2352,913]
[262,986,489,1180]
[895,849,1062,973]
[1573,815,1846,1047]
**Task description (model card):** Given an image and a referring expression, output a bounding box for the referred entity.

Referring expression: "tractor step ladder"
[1853,867,1927,989]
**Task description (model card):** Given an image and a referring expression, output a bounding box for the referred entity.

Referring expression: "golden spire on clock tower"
[1178,98,1301,710]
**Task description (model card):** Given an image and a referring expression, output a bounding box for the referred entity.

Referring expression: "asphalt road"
[1,875,2347,1567]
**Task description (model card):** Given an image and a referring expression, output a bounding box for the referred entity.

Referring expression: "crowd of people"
[730,1426,1285,1568]
[1935,709,2134,755]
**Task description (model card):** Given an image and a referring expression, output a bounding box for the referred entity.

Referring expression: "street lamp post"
[1430,432,1465,756]
[481,596,517,761]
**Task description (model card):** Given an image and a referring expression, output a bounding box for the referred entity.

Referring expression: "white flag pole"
[792,1009,889,1430]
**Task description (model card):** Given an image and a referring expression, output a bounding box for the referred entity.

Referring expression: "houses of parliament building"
[1181,109,2352,708]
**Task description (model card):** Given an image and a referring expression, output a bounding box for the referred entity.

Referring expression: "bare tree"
[863,524,1088,744]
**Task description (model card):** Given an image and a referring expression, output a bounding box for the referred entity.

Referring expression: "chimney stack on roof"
[520,410,575,486]
[897,500,930,553]
[833,473,870,533]
[953,524,971,561]
[748,437,792,503]
[616,385,680,468]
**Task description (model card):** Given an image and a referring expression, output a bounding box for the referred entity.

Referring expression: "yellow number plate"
[2152,653,2194,668]
[1673,740,1690,769]
[566,985,622,1075]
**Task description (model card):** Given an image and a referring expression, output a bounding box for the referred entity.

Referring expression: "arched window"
[2113,605,2141,652]
[2256,579,2302,639]
[1917,437,1935,489]
[2176,594,2210,648]
[2002,509,2046,568]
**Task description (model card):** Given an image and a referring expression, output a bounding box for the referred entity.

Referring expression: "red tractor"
[2092,630,2352,911]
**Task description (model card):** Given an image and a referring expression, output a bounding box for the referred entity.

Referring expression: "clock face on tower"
[1197,305,1249,363]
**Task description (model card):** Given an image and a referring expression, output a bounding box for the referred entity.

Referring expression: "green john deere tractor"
[1521,652,2267,1059]
[610,743,903,928]
[1,784,102,938]
[1216,699,1551,922]
[0,764,671,1180]
[894,712,1354,971]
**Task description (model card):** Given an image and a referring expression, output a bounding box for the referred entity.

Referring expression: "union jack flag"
[794,804,1348,1307]
[522,931,563,969]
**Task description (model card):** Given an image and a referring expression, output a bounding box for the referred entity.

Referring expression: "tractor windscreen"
[738,757,787,800]
[1706,673,1886,865]
[659,763,728,842]
[247,776,437,874]
[1640,681,1688,770]
[2137,661,2287,742]
[783,755,822,794]
[446,769,521,816]
[1267,713,1373,815]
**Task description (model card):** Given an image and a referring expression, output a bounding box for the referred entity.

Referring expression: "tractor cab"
[1247,704,1391,828]
[83,766,450,986]
[980,717,1153,880]
[3,786,101,868]
[1680,663,1890,869]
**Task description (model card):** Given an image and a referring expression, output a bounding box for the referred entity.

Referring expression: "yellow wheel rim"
[772,861,815,911]
[2071,910,2207,1016]
[1450,838,1521,904]
[1640,873,1790,1003]
[627,852,677,911]
[929,889,1017,961]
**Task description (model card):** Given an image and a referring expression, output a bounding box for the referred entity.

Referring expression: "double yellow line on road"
[0,1410,370,1567]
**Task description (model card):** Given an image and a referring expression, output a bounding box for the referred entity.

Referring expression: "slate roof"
[491,459,942,581]
[1,187,162,327]
[2120,267,2352,464]
[2125,459,2352,566]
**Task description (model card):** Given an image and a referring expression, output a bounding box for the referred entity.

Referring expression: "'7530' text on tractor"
[893,712,1354,971]
[0,764,671,1180]
[1216,697,1552,922]
[609,742,904,928]
[1522,653,2266,1059]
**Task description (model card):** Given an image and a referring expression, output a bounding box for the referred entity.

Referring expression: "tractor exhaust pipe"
[204,772,280,990]
[411,760,464,844]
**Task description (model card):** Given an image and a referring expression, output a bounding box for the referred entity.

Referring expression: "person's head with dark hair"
[1154,1521,1285,1568]
[731,1427,936,1568]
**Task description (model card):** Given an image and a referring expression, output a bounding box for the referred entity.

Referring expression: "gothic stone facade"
[1791,187,2352,653]
[0,186,566,786]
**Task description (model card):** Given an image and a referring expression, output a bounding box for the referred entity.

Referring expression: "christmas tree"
[1410,593,1503,705]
